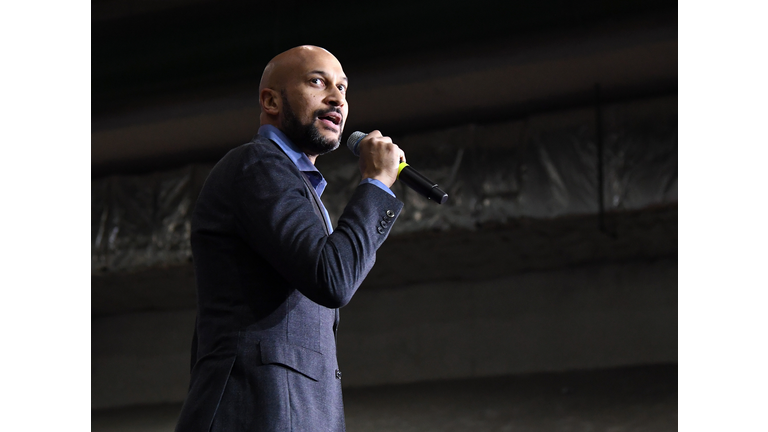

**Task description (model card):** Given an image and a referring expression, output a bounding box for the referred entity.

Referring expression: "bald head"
[258,45,349,161]
[259,46,338,96]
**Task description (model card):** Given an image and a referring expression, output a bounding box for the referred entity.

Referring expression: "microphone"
[347,131,448,204]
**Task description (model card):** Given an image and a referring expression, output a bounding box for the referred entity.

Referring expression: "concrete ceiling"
[91,1,677,177]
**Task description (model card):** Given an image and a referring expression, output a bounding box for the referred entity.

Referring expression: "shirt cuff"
[360,178,396,197]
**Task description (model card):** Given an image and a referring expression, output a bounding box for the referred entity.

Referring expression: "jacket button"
[377,226,385,234]
[386,210,395,218]
[380,220,388,228]
[335,369,342,379]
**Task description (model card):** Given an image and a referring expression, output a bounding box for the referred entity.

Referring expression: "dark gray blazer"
[175,135,402,432]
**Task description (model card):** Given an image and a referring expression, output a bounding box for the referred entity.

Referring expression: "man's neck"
[260,122,318,165]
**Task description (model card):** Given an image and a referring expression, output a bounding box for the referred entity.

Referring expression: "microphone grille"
[346,131,367,156]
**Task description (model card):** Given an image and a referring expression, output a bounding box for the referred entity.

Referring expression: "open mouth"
[318,112,342,128]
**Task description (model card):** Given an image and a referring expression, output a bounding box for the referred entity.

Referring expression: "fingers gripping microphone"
[347,131,449,204]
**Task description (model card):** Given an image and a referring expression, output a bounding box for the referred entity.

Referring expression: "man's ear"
[260,88,281,116]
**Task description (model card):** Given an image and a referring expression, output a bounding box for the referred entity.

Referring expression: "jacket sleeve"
[233,147,403,308]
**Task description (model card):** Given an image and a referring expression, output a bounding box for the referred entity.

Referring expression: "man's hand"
[357,130,406,189]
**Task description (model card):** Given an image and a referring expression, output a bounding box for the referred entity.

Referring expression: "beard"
[280,91,342,156]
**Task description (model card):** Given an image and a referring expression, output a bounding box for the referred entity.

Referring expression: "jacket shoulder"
[207,135,293,181]
[226,135,287,164]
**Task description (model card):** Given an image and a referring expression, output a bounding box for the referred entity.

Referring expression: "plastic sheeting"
[92,96,677,273]
[92,166,211,273]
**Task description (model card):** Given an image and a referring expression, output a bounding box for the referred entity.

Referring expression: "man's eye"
[310,78,323,86]
[337,84,346,93]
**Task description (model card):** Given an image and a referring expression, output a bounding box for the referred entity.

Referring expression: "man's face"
[279,52,349,156]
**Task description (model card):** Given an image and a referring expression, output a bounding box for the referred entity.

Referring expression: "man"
[175,46,405,431]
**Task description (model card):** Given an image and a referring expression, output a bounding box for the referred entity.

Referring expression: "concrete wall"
[338,258,677,386]
[92,256,676,409]
[93,364,678,432]
[92,310,195,409]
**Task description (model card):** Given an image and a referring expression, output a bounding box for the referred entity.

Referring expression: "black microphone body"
[347,131,448,204]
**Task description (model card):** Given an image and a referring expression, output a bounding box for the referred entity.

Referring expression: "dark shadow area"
[344,363,677,431]
[92,0,676,113]
[91,363,677,432]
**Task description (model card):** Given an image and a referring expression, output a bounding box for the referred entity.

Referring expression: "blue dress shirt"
[258,125,395,233]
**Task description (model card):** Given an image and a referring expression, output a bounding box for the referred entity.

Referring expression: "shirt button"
[377,226,385,234]
[386,210,395,218]
[335,369,342,379]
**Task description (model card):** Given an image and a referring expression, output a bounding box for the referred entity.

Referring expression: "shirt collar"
[258,124,327,196]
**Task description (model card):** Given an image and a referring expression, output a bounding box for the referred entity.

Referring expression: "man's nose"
[326,87,345,107]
